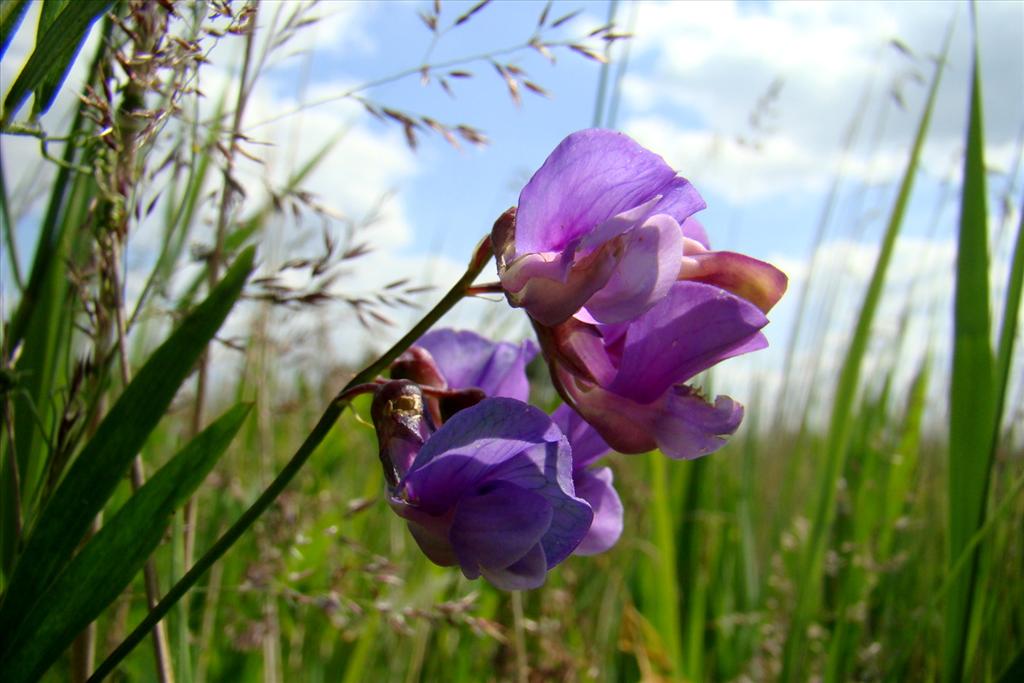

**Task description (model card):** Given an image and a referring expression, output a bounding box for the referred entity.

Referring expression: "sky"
[2,0,1022,428]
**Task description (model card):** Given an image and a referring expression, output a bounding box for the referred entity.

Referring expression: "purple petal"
[390,498,458,566]
[680,216,710,249]
[577,196,662,251]
[584,213,684,324]
[402,399,565,511]
[551,365,743,459]
[515,129,699,255]
[551,367,657,454]
[402,398,592,567]
[680,251,789,314]
[573,467,623,555]
[450,481,553,574]
[416,329,538,401]
[480,543,548,590]
[653,386,744,460]
[534,317,617,387]
[552,404,612,469]
[486,441,593,568]
[608,282,768,404]
[499,243,621,327]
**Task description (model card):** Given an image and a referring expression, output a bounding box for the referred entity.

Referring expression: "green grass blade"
[779,22,953,681]
[0,147,23,289]
[0,403,252,682]
[1,0,112,125]
[943,17,997,682]
[646,453,683,677]
[0,0,30,62]
[32,0,74,117]
[994,196,1023,432]
[1,17,112,538]
[0,245,256,637]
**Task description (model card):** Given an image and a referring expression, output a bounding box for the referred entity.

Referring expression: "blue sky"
[2,0,1022,422]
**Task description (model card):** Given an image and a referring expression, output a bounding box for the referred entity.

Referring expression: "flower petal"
[551,404,612,469]
[479,543,548,591]
[551,365,744,460]
[485,440,593,568]
[679,251,789,313]
[534,317,617,387]
[608,282,768,404]
[515,129,692,254]
[401,398,592,570]
[680,216,710,249]
[499,239,619,327]
[450,481,553,574]
[653,386,744,459]
[389,499,458,567]
[572,467,623,555]
[416,329,538,401]
[402,399,566,513]
[584,213,685,324]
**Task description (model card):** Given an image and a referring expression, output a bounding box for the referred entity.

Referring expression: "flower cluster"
[369,129,786,590]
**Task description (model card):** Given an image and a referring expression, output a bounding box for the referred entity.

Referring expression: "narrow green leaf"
[994,198,1023,432]
[646,453,683,677]
[30,0,73,117]
[1,0,112,124]
[779,23,954,681]
[0,245,256,637]
[0,403,251,682]
[944,17,996,682]
[0,0,31,61]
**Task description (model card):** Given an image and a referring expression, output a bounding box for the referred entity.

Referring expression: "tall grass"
[1,2,1022,682]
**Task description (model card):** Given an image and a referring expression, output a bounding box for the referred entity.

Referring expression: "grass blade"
[994,196,1023,435]
[0,245,256,638]
[1,0,112,124]
[0,403,252,682]
[0,0,30,62]
[943,15,997,681]
[645,453,683,677]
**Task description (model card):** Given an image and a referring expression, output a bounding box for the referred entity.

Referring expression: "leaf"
[943,17,997,682]
[0,246,256,638]
[0,0,31,61]
[2,0,112,125]
[0,403,252,683]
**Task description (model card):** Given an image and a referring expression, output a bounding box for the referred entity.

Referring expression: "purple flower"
[551,405,622,556]
[391,329,538,424]
[372,382,592,590]
[492,129,788,327]
[411,328,538,401]
[536,281,773,460]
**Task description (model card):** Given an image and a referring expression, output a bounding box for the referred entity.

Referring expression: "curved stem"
[88,235,492,682]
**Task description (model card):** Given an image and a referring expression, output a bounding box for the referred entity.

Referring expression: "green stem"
[88,235,493,682]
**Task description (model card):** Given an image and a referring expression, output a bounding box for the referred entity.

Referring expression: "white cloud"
[621,0,1023,203]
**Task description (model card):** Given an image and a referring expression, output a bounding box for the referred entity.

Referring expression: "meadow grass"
[1,2,1022,682]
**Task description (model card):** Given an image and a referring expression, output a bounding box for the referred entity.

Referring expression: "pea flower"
[492,129,787,326]
[372,381,592,590]
[536,280,775,460]
[552,405,622,556]
[394,328,538,402]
